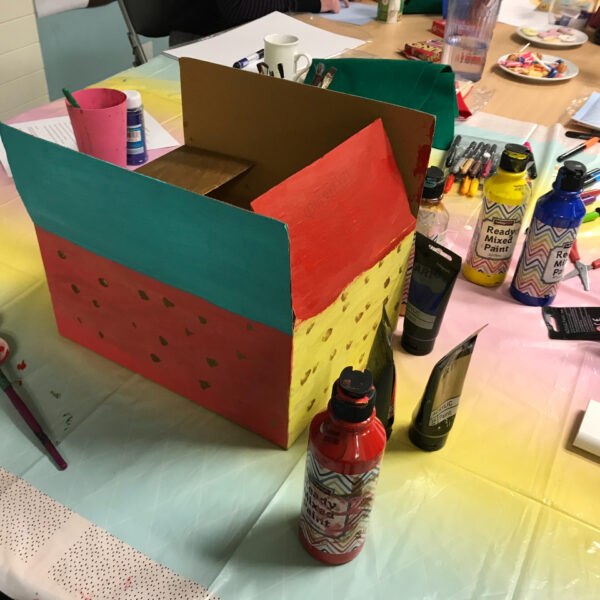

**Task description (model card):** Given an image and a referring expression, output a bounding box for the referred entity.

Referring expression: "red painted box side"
[36,226,293,448]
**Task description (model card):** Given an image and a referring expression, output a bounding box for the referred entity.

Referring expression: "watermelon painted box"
[2,58,434,448]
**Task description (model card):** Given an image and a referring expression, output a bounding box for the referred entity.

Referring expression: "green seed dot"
[58,250,67,259]
[206,358,218,367]
[98,277,109,287]
[163,297,175,308]
[150,353,161,363]
[71,284,80,294]
[138,290,149,300]
[199,380,211,390]
[159,336,168,346]
[198,316,207,324]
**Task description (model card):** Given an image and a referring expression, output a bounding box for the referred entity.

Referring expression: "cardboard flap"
[179,58,434,214]
[1,124,294,335]
[137,145,252,196]
[252,119,415,321]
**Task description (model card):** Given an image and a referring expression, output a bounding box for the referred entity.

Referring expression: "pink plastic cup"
[66,88,127,167]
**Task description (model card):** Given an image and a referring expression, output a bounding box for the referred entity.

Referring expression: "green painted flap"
[1,124,293,335]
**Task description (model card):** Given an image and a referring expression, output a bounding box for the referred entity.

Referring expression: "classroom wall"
[36,2,168,102]
[0,0,50,121]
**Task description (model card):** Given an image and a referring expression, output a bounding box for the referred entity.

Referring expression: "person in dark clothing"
[170,0,352,38]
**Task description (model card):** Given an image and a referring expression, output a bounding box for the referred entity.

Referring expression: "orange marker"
[557,136,599,162]
[460,176,471,195]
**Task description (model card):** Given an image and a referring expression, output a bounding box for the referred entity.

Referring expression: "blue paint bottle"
[124,90,147,166]
[510,161,586,306]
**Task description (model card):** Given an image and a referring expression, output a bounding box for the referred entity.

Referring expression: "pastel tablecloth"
[0,56,599,600]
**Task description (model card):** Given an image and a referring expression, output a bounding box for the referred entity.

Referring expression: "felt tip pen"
[557,136,599,162]
[582,189,600,204]
[566,131,596,140]
[232,48,264,69]
[582,208,600,223]
[445,135,462,168]
[524,141,537,179]
[451,141,476,174]
[62,87,80,108]
[584,172,600,188]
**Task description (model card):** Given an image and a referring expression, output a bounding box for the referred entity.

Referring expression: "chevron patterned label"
[512,219,576,299]
[465,197,526,276]
[299,450,381,555]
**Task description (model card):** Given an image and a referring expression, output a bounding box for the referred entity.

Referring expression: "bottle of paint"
[416,166,450,244]
[299,366,386,565]
[510,161,586,306]
[400,166,449,316]
[463,144,531,286]
[124,90,147,165]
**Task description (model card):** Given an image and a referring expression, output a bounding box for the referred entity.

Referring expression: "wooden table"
[299,10,600,127]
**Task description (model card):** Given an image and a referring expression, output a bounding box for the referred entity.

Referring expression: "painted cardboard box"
[2,58,434,448]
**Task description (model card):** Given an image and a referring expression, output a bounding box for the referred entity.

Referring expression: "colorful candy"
[499,51,566,79]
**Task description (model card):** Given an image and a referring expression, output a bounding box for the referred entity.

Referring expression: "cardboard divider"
[137,146,252,197]
[143,58,434,215]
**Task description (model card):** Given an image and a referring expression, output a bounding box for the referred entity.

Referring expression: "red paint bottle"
[298,366,386,564]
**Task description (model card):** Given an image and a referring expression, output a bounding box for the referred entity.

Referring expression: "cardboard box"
[2,58,434,448]
[431,18,446,37]
[403,39,443,63]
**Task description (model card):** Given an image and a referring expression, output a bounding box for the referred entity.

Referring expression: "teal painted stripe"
[2,124,293,335]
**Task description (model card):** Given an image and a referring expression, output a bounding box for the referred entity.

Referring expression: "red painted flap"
[251,119,415,321]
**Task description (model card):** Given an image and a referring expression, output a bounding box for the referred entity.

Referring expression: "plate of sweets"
[516,25,588,48]
[497,50,579,83]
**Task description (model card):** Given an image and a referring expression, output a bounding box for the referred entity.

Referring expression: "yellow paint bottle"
[463,144,531,287]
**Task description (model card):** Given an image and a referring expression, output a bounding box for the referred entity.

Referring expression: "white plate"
[516,26,588,48]
[497,53,579,83]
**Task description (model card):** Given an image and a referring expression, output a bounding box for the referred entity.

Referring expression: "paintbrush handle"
[0,369,67,470]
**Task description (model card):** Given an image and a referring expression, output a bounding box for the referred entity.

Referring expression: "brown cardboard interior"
[143,58,435,214]
[137,145,252,197]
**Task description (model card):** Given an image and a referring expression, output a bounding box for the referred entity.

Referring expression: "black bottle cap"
[422,166,445,200]
[556,160,587,191]
[499,143,530,173]
[331,366,376,423]
[408,422,448,451]
[401,333,435,356]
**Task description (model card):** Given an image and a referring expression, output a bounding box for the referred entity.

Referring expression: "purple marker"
[0,338,67,470]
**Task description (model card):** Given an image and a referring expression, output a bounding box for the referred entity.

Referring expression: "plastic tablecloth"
[0,56,599,600]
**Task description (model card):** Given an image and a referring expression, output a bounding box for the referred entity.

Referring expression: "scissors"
[562,240,600,291]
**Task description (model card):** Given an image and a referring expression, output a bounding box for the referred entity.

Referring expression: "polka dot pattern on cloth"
[0,467,72,563]
[50,525,218,600]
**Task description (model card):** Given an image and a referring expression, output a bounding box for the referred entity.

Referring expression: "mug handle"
[293,52,312,82]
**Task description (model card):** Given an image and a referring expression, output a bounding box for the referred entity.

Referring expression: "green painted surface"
[1,124,293,335]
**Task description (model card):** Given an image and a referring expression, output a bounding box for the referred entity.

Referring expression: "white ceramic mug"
[263,33,312,81]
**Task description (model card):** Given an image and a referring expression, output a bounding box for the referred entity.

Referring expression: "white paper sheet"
[0,112,179,178]
[497,0,553,28]
[571,91,600,132]
[164,11,365,69]
[320,3,378,25]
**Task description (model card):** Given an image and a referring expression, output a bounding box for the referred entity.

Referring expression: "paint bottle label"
[465,196,525,276]
[299,450,380,556]
[512,219,576,299]
[127,123,145,155]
